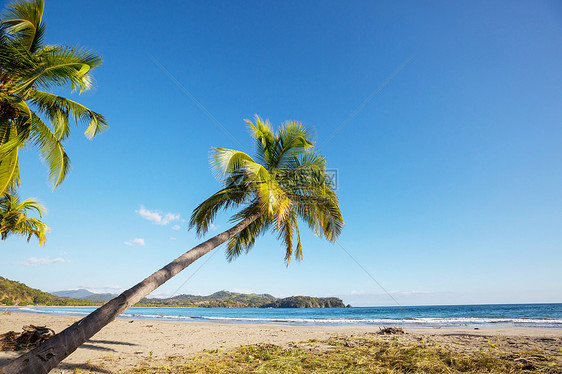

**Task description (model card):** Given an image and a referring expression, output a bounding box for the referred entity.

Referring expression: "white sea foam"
[16,307,91,316]
[16,307,562,327]
[120,314,562,326]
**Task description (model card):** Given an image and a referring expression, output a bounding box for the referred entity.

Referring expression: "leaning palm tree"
[0,0,107,195]
[0,190,48,245]
[1,116,344,373]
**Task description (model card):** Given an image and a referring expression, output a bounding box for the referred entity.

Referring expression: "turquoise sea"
[15,303,562,328]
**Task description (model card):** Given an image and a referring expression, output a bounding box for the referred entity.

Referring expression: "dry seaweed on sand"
[376,326,405,335]
[0,325,55,351]
[126,336,562,373]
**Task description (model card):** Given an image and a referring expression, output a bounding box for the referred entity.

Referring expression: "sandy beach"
[0,311,561,373]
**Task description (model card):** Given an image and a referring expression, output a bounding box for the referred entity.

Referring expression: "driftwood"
[0,325,55,351]
[377,326,405,335]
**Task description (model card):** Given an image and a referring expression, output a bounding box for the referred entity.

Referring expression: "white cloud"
[125,238,145,246]
[136,206,180,225]
[172,224,181,230]
[132,238,145,246]
[18,257,67,267]
[210,223,219,232]
[170,237,177,240]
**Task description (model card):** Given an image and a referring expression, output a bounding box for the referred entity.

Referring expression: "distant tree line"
[0,277,345,308]
[260,296,345,308]
[0,276,99,306]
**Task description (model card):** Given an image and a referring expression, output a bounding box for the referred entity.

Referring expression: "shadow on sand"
[87,339,138,346]
[57,362,114,373]
[0,339,139,372]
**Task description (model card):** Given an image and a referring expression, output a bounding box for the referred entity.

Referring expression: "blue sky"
[3,0,562,306]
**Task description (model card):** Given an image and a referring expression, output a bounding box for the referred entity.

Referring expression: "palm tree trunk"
[1,214,259,374]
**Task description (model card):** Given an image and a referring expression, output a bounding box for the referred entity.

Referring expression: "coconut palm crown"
[0,190,48,245]
[0,0,107,195]
[190,116,344,264]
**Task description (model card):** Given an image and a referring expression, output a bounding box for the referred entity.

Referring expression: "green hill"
[136,291,278,308]
[1,277,346,308]
[260,296,345,308]
[0,277,97,306]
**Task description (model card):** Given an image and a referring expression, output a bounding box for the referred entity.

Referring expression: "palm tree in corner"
[0,0,107,195]
[0,190,48,245]
[2,116,344,373]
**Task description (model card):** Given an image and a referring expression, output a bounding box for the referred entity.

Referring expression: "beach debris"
[343,340,357,347]
[0,325,55,351]
[377,327,405,335]
[513,357,536,370]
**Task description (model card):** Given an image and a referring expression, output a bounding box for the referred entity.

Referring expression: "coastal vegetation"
[128,335,561,374]
[0,276,97,306]
[134,291,275,308]
[137,292,345,309]
[5,116,344,373]
[0,277,345,308]
[259,296,345,308]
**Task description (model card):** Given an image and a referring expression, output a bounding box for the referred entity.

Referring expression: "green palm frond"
[274,120,313,168]
[0,32,36,80]
[276,210,295,264]
[242,160,292,222]
[285,149,326,174]
[0,141,18,193]
[29,114,70,187]
[29,90,107,139]
[226,202,269,261]
[0,123,27,192]
[1,0,44,52]
[245,115,275,166]
[0,190,48,245]
[293,216,303,261]
[0,120,24,158]
[291,181,343,242]
[15,46,102,94]
[211,148,255,180]
[190,184,249,236]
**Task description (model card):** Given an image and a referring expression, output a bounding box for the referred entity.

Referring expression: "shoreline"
[1,311,562,373]
[9,306,562,329]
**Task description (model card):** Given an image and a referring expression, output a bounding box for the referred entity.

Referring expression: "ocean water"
[14,303,562,328]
